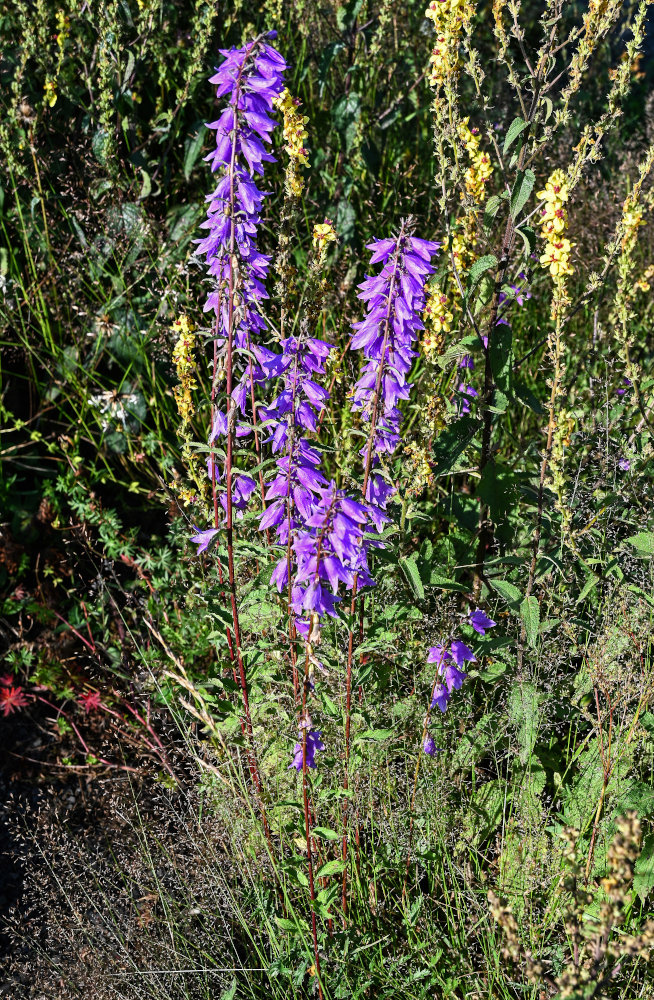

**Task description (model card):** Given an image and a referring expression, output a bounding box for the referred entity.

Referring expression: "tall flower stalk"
[194,33,286,811]
[342,221,439,916]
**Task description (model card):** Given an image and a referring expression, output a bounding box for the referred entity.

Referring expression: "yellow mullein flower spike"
[273,88,310,197]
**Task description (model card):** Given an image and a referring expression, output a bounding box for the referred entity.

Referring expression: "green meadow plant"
[2,1,654,998]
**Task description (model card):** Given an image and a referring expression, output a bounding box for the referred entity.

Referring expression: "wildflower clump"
[538,168,574,281]
[273,88,309,197]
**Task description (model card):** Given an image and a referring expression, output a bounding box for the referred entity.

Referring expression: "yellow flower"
[274,89,310,196]
[172,316,197,422]
[44,78,57,108]
[312,219,337,253]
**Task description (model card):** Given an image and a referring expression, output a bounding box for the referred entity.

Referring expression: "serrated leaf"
[275,917,299,930]
[400,555,425,600]
[429,573,467,592]
[514,381,546,414]
[316,859,346,878]
[466,254,498,294]
[137,169,151,200]
[520,596,540,648]
[490,578,523,607]
[184,124,206,180]
[625,531,654,555]
[510,169,536,219]
[509,681,541,764]
[503,117,528,154]
[577,573,600,604]
[640,712,654,735]
[432,415,482,476]
[121,50,136,92]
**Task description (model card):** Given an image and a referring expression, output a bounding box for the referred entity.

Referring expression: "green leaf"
[220,978,237,1000]
[429,572,467,592]
[515,225,536,256]
[634,833,654,902]
[483,195,501,231]
[313,826,341,841]
[577,573,600,604]
[136,168,151,201]
[509,682,541,764]
[466,254,498,294]
[478,461,519,522]
[503,117,528,154]
[478,660,507,682]
[514,381,545,414]
[184,124,206,180]
[625,531,654,556]
[355,728,394,742]
[275,917,299,931]
[510,169,536,220]
[431,415,481,476]
[489,324,513,397]
[520,596,540,648]
[333,92,361,133]
[464,779,506,844]
[316,859,346,878]
[400,555,425,600]
[490,578,522,607]
[640,712,654,736]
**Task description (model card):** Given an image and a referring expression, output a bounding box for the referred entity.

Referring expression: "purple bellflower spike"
[427,638,475,713]
[195,35,287,544]
[442,661,467,693]
[427,644,451,668]
[289,728,325,770]
[469,609,496,635]
[616,377,632,397]
[350,222,439,522]
[290,481,379,623]
[618,457,631,471]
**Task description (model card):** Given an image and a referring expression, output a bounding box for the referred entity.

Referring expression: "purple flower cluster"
[290,483,377,628]
[350,228,439,515]
[423,608,496,753]
[196,35,286,518]
[258,332,333,553]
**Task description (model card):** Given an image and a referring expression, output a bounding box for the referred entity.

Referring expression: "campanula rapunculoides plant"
[181,30,518,992]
